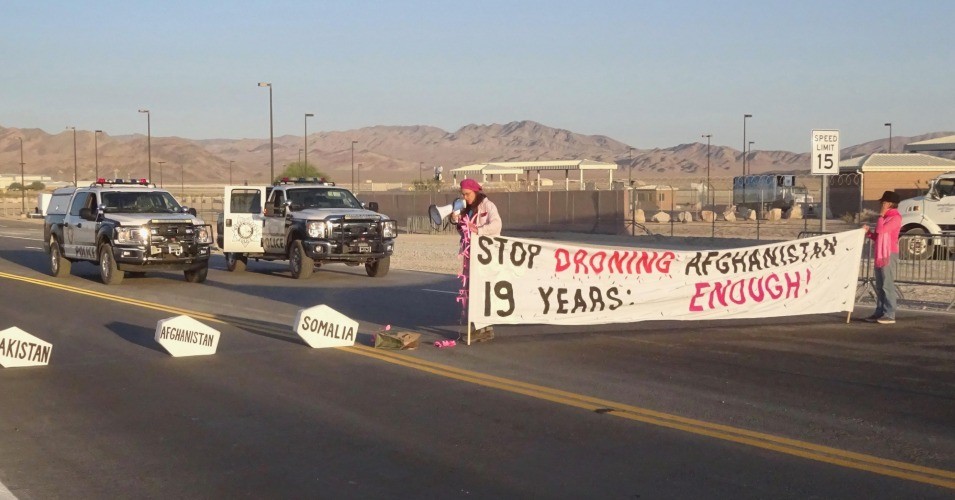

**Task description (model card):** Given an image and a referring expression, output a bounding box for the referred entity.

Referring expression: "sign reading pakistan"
[0,327,53,368]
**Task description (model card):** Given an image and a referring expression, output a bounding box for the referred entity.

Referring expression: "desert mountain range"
[1,121,952,184]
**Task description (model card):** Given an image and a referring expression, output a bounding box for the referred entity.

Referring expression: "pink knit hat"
[460,178,482,192]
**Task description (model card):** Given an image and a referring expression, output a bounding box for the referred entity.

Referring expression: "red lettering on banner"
[573,250,588,274]
[688,270,808,312]
[553,247,675,276]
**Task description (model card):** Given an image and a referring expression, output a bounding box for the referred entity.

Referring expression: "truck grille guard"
[326,218,383,247]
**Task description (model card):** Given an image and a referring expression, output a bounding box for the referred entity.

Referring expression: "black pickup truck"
[44,179,213,285]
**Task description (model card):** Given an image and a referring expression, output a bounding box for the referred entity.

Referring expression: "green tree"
[7,182,23,191]
[277,162,332,183]
[28,181,45,191]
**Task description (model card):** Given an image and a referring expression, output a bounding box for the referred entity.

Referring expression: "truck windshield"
[935,179,955,197]
[287,188,362,209]
[101,191,183,213]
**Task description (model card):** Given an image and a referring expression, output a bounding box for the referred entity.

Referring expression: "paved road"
[0,219,953,499]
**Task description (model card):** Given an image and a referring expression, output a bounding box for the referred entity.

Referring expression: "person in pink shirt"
[452,178,502,238]
[451,179,502,342]
[862,190,902,324]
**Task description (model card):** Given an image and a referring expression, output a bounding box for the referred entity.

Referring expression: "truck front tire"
[99,244,124,285]
[185,264,208,283]
[900,227,933,261]
[289,240,314,279]
[225,252,247,272]
[366,256,390,277]
[50,238,71,278]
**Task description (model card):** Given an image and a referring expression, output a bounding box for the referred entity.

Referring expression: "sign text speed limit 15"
[811,129,840,175]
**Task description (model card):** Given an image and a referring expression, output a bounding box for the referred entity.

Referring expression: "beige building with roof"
[903,134,955,152]
[836,152,955,216]
[449,160,619,191]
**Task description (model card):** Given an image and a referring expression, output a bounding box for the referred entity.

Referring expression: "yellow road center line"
[3,270,953,490]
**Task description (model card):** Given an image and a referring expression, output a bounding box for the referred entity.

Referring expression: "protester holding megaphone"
[451,179,501,237]
[453,178,502,343]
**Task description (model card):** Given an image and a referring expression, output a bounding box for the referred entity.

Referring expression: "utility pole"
[19,137,25,215]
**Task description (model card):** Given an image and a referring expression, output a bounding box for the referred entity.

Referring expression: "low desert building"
[835,153,955,216]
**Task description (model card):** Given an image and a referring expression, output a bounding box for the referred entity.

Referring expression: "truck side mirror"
[182,206,197,216]
[367,201,379,213]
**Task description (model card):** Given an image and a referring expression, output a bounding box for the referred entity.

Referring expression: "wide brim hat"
[878,190,901,204]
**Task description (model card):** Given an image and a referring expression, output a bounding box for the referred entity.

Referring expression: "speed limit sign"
[811,129,840,175]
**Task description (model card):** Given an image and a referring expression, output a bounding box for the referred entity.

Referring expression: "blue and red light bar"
[278,177,334,186]
[93,178,152,186]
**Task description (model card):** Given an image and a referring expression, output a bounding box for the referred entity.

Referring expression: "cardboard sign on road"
[294,305,357,348]
[0,327,53,368]
[155,315,221,357]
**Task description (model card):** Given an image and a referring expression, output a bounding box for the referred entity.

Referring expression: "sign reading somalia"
[294,304,357,348]
[467,229,865,328]
[0,327,53,368]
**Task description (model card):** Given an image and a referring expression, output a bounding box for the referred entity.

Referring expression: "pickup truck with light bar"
[216,178,397,279]
[43,178,214,284]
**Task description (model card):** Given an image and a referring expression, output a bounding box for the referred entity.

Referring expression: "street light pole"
[229,160,234,185]
[351,140,358,191]
[258,82,274,183]
[157,161,166,187]
[627,147,633,187]
[94,130,102,180]
[138,109,151,180]
[703,134,713,238]
[304,113,314,177]
[19,137,25,214]
[742,114,752,176]
[67,126,77,186]
[748,141,755,173]
[884,122,893,153]
[419,161,424,183]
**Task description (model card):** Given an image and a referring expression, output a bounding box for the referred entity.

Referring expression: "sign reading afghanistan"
[467,229,865,329]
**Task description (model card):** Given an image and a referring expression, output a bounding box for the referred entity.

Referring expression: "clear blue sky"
[3,0,953,153]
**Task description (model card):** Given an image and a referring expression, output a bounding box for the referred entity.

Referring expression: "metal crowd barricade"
[798,231,955,310]
[405,215,457,235]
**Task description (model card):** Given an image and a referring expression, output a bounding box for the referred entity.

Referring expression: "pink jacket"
[866,208,901,268]
[467,197,502,237]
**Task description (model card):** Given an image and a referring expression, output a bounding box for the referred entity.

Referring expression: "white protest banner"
[467,229,865,329]
[0,327,53,368]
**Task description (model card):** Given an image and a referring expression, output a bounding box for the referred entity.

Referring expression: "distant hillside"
[1,122,952,184]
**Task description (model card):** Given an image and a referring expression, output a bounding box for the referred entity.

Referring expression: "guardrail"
[799,231,955,310]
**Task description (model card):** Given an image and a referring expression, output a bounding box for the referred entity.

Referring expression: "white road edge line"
[0,235,43,242]
[0,479,17,499]
[421,288,458,295]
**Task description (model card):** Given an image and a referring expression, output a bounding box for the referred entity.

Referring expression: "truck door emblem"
[232,220,260,247]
